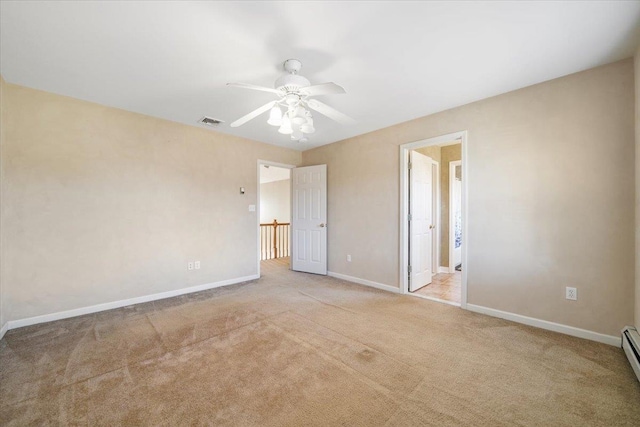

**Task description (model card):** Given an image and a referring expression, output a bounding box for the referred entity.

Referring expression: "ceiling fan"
[227,59,354,142]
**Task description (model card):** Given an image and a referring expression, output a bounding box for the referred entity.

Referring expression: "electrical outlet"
[194,261,201,270]
[188,262,194,271]
[347,254,351,262]
[566,287,577,301]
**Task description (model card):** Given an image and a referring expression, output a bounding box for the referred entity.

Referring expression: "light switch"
[249,204,256,212]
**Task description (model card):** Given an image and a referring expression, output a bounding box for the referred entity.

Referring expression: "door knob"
[319,223,326,228]
[429,224,434,230]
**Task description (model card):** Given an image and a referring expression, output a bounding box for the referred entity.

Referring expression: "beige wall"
[2,83,301,322]
[415,145,441,164]
[636,45,640,329]
[303,59,635,337]
[440,144,461,268]
[0,76,6,331]
[260,179,290,224]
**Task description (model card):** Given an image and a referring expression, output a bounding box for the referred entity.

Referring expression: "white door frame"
[257,159,295,277]
[449,160,462,272]
[399,131,469,308]
[429,159,441,277]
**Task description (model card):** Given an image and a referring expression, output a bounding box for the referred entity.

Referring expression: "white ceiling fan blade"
[300,82,346,97]
[230,101,277,127]
[306,99,355,125]
[227,82,281,95]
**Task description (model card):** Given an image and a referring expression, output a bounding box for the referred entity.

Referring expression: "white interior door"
[291,165,327,275]
[410,151,433,291]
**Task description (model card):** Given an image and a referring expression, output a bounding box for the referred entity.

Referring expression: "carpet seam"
[285,310,418,371]
[1,310,280,408]
[296,290,361,314]
[14,312,279,400]
[264,318,404,412]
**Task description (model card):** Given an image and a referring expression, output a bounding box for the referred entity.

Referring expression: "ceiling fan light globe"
[300,124,315,134]
[278,116,293,134]
[291,129,303,140]
[278,124,293,135]
[267,106,283,126]
[292,116,306,126]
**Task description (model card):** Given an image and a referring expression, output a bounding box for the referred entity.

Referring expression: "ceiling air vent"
[199,116,224,127]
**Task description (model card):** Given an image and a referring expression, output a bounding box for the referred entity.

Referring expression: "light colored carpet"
[1,258,639,426]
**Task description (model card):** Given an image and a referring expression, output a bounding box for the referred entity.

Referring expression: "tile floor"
[412,271,461,304]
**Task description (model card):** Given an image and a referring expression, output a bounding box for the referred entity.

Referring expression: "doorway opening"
[257,161,294,276]
[400,132,468,307]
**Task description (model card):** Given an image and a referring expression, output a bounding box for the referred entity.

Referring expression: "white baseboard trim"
[328,271,401,294]
[6,274,260,331]
[438,266,451,274]
[0,322,8,341]
[466,304,620,347]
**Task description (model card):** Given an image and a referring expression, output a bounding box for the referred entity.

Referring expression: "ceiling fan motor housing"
[275,73,310,92]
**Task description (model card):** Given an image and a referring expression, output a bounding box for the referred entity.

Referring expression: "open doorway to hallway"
[259,164,292,270]
[400,132,467,307]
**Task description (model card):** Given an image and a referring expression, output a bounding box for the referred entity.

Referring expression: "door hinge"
[408,214,412,221]
[408,162,412,170]
[408,265,412,274]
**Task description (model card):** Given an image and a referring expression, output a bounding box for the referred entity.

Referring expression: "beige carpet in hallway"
[1,258,639,426]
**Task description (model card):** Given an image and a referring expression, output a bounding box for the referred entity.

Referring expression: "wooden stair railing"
[259,219,290,260]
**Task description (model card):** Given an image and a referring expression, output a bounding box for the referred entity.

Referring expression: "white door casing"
[291,165,327,275]
[399,130,468,308]
[450,160,462,270]
[432,162,440,275]
[409,151,433,291]
[257,160,296,278]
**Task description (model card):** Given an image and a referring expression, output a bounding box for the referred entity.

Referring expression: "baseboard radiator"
[622,326,640,382]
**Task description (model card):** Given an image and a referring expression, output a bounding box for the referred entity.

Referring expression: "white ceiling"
[260,165,290,184]
[1,1,639,151]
